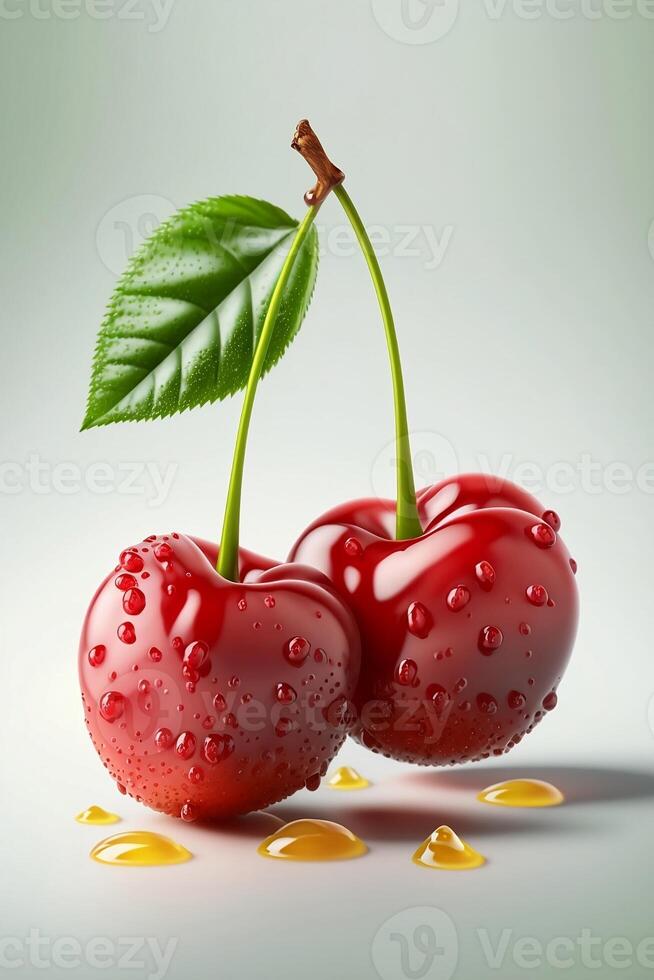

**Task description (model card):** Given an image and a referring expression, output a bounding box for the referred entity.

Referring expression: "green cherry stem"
[333,185,422,540]
[291,119,421,540]
[217,206,318,581]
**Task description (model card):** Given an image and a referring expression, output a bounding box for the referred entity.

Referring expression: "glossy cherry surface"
[289,474,578,765]
[79,534,360,820]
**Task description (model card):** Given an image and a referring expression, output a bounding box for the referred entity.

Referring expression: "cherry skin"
[79,534,360,820]
[289,474,578,765]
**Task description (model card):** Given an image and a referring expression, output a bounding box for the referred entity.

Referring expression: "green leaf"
[82,196,318,428]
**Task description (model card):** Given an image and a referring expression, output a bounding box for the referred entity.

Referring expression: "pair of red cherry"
[79,473,578,821]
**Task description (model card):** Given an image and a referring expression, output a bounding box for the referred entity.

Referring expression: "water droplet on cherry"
[188,766,204,784]
[529,523,556,549]
[203,733,234,764]
[478,625,503,655]
[175,731,196,760]
[117,622,136,644]
[475,560,496,591]
[184,641,208,671]
[526,584,548,606]
[154,727,173,751]
[122,588,145,615]
[88,645,106,667]
[99,691,125,722]
[120,550,143,573]
[542,510,561,531]
[275,717,295,737]
[344,537,362,557]
[286,636,310,665]
[154,542,173,562]
[446,585,470,612]
[427,683,451,716]
[407,601,432,638]
[477,692,498,714]
[276,682,297,704]
[396,658,418,686]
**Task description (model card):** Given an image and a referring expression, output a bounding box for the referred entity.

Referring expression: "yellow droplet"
[477,779,564,808]
[413,825,486,871]
[90,831,192,866]
[327,766,370,790]
[75,805,120,825]
[258,819,368,862]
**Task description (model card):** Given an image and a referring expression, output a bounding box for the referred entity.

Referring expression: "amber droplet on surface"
[257,819,367,861]
[477,779,564,808]
[75,805,120,825]
[327,766,370,790]
[412,825,486,871]
[90,831,192,866]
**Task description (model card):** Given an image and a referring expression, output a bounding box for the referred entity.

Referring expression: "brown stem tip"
[291,119,345,208]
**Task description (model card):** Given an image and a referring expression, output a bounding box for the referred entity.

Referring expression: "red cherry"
[79,534,360,820]
[289,474,578,765]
